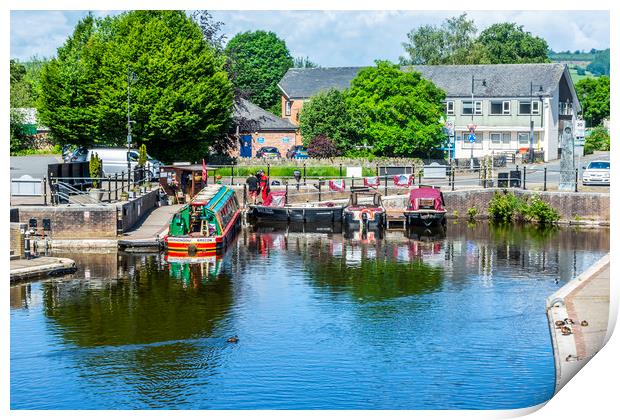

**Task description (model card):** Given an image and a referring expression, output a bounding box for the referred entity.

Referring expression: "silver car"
[582,160,610,186]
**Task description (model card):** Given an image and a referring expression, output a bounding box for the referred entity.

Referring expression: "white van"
[71,147,162,180]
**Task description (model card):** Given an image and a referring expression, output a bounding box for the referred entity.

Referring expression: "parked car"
[286,145,309,159]
[66,146,162,180]
[582,160,610,186]
[256,146,281,159]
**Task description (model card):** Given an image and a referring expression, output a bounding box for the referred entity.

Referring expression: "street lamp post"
[127,66,137,187]
[470,75,486,170]
[529,82,544,164]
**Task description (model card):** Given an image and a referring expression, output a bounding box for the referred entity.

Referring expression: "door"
[239,135,252,158]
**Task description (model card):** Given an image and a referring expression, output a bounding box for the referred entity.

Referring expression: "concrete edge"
[545,253,610,394]
[10,258,76,282]
[50,239,118,250]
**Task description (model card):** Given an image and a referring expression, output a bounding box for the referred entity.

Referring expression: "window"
[462,101,482,115]
[490,132,511,148]
[502,132,511,144]
[518,132,530,145]
[445,101,455,115]
[490,133,502,144]
[490,101,503,115]
[531,100,540,115]
[503,101,511,115]
[285,100,292,116]
[519,101,531,115]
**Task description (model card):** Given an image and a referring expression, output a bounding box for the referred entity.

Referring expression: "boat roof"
[192,185,228,207]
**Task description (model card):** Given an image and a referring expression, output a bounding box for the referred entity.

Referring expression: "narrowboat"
[343,191,385,229]
[403,186,447,228]
[164,184,241,255]
[249,191,345,223]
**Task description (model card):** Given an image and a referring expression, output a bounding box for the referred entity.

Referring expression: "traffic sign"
[467,124,477,133]
[468,133,477,143]
[444,121,455,136]
[575,119,586,138]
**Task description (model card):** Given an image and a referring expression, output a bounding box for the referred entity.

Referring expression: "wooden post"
[121,171,125,194]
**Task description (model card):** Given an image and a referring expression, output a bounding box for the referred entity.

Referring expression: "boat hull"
[250,205,344,223]
[165,211,241,255]
[343,208,385,229]
[404,210,447,228]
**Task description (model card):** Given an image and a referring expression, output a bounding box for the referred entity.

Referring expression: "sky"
[10,10,610,66]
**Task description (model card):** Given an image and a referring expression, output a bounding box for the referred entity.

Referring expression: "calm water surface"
[10,222,609,409]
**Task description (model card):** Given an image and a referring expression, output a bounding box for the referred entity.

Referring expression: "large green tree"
[575,76,610,126]
[298,88,360,152]
[400,13,489,65]
[224,30,293,110]
[346,61,446,157]
[586,48,610,76]
[477,23,550,64]
[37,11,233,162]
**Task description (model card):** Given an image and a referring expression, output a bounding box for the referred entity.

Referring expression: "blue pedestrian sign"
[468,133,477,143]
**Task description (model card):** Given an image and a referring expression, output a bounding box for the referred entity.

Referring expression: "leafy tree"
[584,126,610,154]
[346,61,446,157]
[307,134,341,159]
[586,48,610,76]
[298,88,360,152]
[37,11,233,162]
[224,30,293,110]
[293,56,318,68]
[191,10,226,51]
[477,23,550,64]
[575,76,610,126]
[400,13,489,65]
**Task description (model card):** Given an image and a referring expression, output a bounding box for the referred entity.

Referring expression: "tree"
[586,48,610,76]
[400,13,488,65]
[346,61,446,157]
[298,88,360,152]
[307,135,341,159]
[293,56,318,68]
[37,11,233,162]
[575,76,610,126]
[584,126,609,154]
[224,30,293,110]
[191,10,226,51]
[477,23,550,64]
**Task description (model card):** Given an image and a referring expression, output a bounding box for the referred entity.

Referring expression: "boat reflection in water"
[165,250,224,286]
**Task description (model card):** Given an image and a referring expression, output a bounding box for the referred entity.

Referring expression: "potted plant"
[88,153,104,202]
[138,143,148,190]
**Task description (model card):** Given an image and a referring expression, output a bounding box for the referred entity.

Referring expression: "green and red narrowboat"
[164,185,241,255]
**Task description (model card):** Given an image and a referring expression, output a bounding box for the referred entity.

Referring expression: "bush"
[467,207,478,221]
[89,153,102,188]
[488,191,524,223]
[307,135,341,159]
[584,126,610,155]
[488,191,560,225]
[138,144,148,167]
[521,195,560,225]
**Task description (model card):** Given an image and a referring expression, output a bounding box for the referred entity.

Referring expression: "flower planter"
[88,188,104,202]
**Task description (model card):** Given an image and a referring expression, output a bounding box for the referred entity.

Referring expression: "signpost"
[444,120,455,161]
[467,124,477,170]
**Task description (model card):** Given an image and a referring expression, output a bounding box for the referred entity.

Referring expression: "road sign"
[575,119,586,138]
[444,121,455,136]
[257,137,265,144]
[468,133,477,143]
[467,124,477,133]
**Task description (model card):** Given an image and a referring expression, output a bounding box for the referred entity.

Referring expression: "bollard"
[339,163,343,177]
[267,163,270,178]
[115,173,118,201]
[108,175,112,202]
[285,182,288,204]
[412,166,416,185]
[24,231,31,260]
[375,164,379,177]
[523,167,526,190]
[121,171,125,195]
[303,163,306,185]
[318,178,322,202]
[384,173,388,195]
[231,165,234,185]
[575,168,579,192]
[451,165,455,191]
[543,167,547,191]
[243,183,247,206]
[42,177,47,206]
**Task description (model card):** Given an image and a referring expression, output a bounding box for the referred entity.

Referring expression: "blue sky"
[10,10,610,65]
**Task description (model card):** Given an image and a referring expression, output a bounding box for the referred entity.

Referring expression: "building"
[277,64,581,162]
[231,98,300,158]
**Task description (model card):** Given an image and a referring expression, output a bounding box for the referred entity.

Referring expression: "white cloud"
[10,10,610,64]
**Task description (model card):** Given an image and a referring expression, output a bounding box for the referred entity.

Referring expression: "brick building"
[231,98,300,158]
[277,64,581,162]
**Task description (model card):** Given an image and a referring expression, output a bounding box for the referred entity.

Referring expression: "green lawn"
[212,165,376,179]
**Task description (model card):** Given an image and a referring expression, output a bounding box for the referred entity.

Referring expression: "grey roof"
[278,63,570,99]
[278,67,365,99]
[232,98,297,131]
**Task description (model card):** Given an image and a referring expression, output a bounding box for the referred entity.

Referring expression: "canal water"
[10,223,609,410]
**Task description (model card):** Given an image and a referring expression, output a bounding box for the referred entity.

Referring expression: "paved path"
[546,254,610,393]
[10,256,76,282]
[118,204,182,248]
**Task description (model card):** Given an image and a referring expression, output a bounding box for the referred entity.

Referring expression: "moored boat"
[343,191,385,229]
[248,191,344,223]
[164,184,241,255]
[403,186,447,228]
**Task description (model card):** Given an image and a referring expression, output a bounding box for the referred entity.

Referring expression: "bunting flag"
[393,174,413,187]
[201,159,207,182]
[364,176,380,188]
[328,179,346,192]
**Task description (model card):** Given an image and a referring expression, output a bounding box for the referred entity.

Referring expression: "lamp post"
[470,75,487,170]
[528,82,544,163]
[127,66,137,186]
